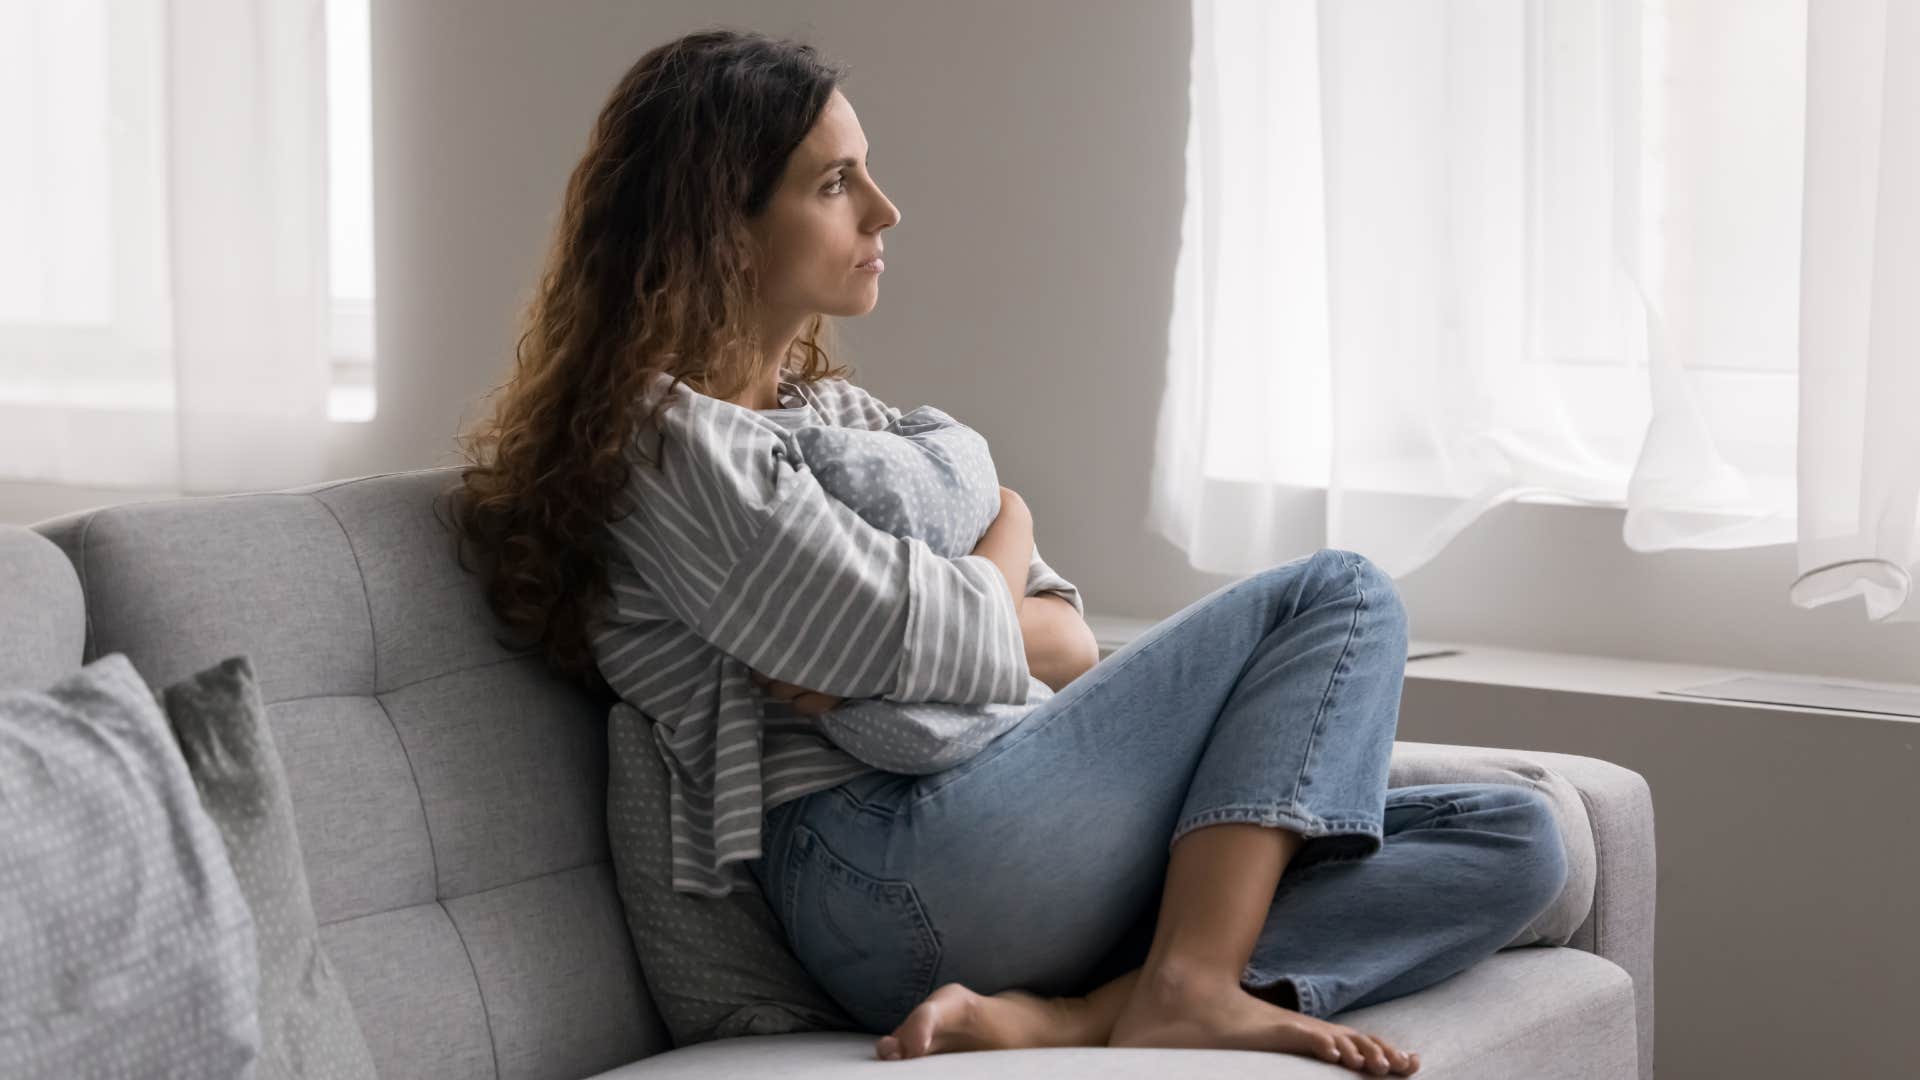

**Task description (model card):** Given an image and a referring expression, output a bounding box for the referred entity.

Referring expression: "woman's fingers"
[749,671,842,714]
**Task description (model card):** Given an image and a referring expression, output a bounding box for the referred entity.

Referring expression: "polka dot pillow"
[159,655,378,1079]
[789,404,1055,775]
[790,403,1003,560]
[0,653,259,1076]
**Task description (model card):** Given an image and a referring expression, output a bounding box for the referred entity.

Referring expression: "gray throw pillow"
[606,702,858,1046]
[792,403,1055,774]
[0,653,260,1077]
[791,403,1002,557]
[158,655,378,1080]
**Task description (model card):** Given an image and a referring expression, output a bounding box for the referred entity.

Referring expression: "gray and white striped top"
[590,369,1084,897]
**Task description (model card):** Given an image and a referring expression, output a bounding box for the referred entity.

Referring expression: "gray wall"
[5,0,1914,686]
[366,0,1916,687]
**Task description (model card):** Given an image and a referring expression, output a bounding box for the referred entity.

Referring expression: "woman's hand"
[749,668,846,716]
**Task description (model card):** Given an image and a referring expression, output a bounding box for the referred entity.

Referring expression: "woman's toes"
[1353,1034,1389,1074]
[1309,1032,1341,1063]
[883,982,985,1059]
[1379,1039,1417,1074]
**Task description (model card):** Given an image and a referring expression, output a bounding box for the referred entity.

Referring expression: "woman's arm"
[756,486,1093,709]
[970,487,1034,604]
[1020,593,1100,692]
[976,487,1097,691]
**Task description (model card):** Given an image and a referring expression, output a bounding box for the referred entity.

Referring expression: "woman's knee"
[1289,548,1408,638]
[1501,787,1571,915]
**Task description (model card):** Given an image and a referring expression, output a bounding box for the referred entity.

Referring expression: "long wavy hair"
[442,29,856,692]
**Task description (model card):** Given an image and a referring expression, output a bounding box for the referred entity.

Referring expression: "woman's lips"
[856,257,885,272]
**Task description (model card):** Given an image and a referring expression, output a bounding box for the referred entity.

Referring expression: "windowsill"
[1085,614,1920,724]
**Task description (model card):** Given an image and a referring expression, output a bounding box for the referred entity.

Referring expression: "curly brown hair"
[441,28,856,692]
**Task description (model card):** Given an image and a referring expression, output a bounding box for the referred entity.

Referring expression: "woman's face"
[746,89,901,326]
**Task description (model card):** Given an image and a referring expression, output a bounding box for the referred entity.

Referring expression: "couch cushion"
[607,702,857,1048]
[160,654,378,1079]
[588,946,1636,1080]
[1386,741,1598,949]
[0,525,84,691]
[32,467,673,1080]
[0,653,259,1076]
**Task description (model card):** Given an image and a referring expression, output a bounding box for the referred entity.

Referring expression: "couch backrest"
[0,524,85,690]
[18,467,671,1079]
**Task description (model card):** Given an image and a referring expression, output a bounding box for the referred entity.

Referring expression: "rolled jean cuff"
[1169,802,1383,869]
[1242,970,1325,1018]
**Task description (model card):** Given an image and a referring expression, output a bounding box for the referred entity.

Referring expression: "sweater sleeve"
[1025,542,1086,616]
[611,401,1033,706]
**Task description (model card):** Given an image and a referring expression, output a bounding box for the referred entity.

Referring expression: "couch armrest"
[0,524,86,691]
[1389,740,1655,1080]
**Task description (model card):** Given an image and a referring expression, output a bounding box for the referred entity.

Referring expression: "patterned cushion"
[793,403,1054,773]
[790,404,1001,558]
[606,702,857,1046]
[0,653,259,1076]
[160,655,379,1079]
[30,473,667,1080]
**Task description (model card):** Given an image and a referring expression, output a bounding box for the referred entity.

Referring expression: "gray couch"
[0,465,1657,1079]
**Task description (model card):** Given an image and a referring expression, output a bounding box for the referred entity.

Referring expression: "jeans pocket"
[829,771,909,818]
[781,822,942,1032]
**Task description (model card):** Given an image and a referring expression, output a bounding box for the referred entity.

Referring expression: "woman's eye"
[824,176,846,195]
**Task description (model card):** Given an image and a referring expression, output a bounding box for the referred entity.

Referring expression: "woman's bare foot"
[874,982,1098,1060]
[1107,964,1420,1076]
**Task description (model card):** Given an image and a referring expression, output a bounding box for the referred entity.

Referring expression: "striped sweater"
[589,369,1085,897]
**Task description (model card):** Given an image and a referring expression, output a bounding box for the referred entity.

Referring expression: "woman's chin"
[832,292,880,317]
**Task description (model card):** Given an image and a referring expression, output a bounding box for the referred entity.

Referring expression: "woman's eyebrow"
[817,155,868,175]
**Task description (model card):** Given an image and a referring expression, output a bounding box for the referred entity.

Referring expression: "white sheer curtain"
[1793,0,1920,620]
[0,0,333,494]
[1150,0,1920,623]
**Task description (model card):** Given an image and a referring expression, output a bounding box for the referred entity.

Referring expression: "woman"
[451,28,1569,1076]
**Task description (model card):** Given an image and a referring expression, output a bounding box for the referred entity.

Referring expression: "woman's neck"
[725,370,789,411]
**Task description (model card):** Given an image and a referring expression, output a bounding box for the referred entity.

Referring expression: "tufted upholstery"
[5,464,1659,1080]
[27,467,669,1080]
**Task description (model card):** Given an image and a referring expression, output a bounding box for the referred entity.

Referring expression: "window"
[327,0,377,422]
[0,0,377,427]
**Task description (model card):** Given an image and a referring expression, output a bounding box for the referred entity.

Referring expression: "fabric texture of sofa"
[0,465,1656,1079]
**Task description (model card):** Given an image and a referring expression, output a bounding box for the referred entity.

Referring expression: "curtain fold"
[0,0,332,495]
[1152,0,1918,623]
[1791,0,1920,621]
[167,0,333,492]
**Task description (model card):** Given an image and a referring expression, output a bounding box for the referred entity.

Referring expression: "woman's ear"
[738,223,762,273]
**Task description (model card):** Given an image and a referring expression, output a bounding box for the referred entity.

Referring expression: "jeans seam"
[831,786,897,820]
[1171,802,1382,845]
[1290,553,1367,822]
[782,821,943,1028]
[779,826,807,940]
[904,579,1221,811]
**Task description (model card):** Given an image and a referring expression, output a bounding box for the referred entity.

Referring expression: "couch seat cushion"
[588,946,1635,1080]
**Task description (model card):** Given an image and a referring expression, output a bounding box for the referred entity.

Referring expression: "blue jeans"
[748,549,1569,1035]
